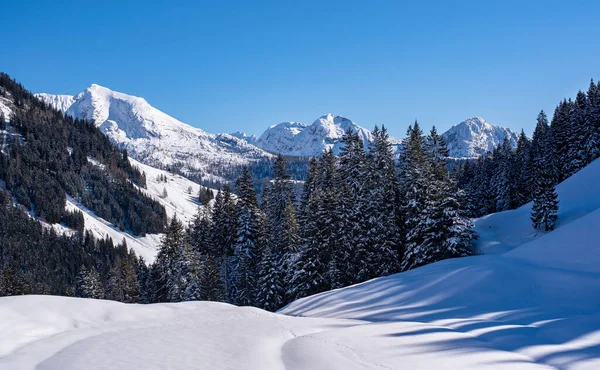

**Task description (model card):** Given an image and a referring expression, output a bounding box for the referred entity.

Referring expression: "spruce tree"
[231,167,263,306]
[531,112,559,231]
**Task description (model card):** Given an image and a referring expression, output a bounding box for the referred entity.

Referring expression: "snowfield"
[2,162,600,369]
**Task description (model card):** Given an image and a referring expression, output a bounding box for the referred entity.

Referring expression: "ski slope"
[2,162,600,369]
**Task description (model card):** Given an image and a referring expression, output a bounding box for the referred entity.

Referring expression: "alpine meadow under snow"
[2,158,600,369]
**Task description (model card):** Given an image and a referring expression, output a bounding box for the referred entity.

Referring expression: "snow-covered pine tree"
[262,155,299,305]
[565,91,589,177]
[400,121,433,271]
[199,255,224,301]
[75,265,105,299]
[190,206,213,256]
[401,124,475,271]
[333,130,366,285]
[492,137,518,211]
[288,150,338,300]
[153,215,187,302]
[256,244,283,311]
[136,256,152,303]
[360,125,399,280]
[211,186,237,303]
[531,111,559,231]
[231,167,263,306]
[550,99,573,182]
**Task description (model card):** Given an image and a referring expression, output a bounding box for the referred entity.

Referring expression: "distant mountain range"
[36,85,519,180]
[233,114,517,159]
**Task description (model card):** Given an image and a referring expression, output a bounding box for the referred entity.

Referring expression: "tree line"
[141,125,475,310]
[455,79,600,231]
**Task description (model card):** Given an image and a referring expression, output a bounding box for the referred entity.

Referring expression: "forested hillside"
[0,73,167,235]
[0,74,167,298]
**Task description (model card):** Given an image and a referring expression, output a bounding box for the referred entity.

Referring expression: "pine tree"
[231,167,263,306]
[288,150,338,300]
[531,112,559,231]
[136,256,152,303]
[153,215,187,302]
[211,186,237,303]
[199,255,224,301]
[262,155,299,306]
[361,126,399,279]
[400,121,432,270]
[514,130,532,206]
[566,91,589,176]
[401,123,475,271]
[551,100,573,182]
[585,80,600,163]
[75,265,104,299]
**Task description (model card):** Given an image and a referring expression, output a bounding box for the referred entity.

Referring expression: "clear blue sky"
[2,0,599,137]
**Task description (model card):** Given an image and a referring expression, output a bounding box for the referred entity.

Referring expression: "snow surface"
[442,117,519,158]
[3,160,600,369]
[474,157,600,255]
[35,85,271,183]
[281,158,600,370]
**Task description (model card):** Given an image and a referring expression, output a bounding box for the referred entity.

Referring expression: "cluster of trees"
[455,79,600,230]
[143,126,475,310]
[0,188,141,299]
[0,73,167,236]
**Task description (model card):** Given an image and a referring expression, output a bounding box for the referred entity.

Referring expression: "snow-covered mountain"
[36,85,271,182]
[442,116,518,158]
[247,114,516,159]
[257,114,379,156]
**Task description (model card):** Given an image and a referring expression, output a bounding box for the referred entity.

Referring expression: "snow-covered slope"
[257,114,377,156]
[281,158,600,369]
[442,117,518,158]
[35,85,271,182]
[3,161,600,369]
[474,158,600,255]
[49,157,207,263]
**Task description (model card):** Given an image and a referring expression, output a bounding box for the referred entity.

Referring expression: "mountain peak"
[256,114,375,156]
[442,117,518,158]
[35,85,271,182]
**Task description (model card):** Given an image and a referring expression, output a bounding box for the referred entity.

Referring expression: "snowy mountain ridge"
[36,85,517,162]
[36,85,272,183]
[257,114,376,156]
[442,116,519,158]
[250,114,516,158]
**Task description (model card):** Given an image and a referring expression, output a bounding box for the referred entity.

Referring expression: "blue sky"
[1,0,599,137]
